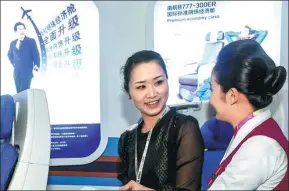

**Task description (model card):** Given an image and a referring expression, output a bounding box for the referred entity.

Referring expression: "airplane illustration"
[21,6,32,19]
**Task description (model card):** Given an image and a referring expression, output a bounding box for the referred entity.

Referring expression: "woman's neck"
[230,106,254,128]
[141,107,166,133]
[142,116,158,133]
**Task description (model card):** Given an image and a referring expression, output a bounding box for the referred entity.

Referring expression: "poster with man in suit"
[7,22,40,93]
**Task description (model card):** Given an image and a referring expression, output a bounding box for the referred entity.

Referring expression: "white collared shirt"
[16,40,21,50]
[16,37,25,50]
[209,110,288,190]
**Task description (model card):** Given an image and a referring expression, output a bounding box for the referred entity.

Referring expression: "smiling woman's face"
[128,61,169,117]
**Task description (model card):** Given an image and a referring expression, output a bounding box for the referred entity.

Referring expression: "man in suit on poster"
[8,22,40,93]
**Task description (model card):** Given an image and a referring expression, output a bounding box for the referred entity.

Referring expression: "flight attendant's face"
[129,61,169,118]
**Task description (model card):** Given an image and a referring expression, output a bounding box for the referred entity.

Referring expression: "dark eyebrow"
[134,75,164,85]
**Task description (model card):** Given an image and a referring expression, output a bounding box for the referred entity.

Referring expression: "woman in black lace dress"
[118,50,205,191]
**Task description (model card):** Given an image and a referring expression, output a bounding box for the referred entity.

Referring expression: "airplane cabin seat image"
[1,89,51,190]
[178,31,225,97]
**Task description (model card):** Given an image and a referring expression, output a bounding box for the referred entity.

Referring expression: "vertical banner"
[154,1,282,106]
[1,1,105,166]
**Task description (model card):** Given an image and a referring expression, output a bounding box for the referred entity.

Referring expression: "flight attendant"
[208,39,288,190]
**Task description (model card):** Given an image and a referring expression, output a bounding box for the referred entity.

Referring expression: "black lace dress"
[118,108,205,191]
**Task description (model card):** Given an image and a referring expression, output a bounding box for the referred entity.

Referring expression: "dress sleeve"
[175,116,205,191]
[117,131,129,184]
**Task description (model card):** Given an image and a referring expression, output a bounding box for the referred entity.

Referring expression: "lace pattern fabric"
[118,108,205,191]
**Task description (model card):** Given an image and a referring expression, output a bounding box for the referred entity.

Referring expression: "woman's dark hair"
[121,50,168,94]
[213,39,287,110]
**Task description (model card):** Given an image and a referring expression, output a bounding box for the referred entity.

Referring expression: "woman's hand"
[119,180,154,191]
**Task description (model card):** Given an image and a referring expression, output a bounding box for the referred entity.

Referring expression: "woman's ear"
[226,88,239,105]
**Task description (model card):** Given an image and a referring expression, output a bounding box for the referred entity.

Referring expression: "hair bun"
[264,66,287,95]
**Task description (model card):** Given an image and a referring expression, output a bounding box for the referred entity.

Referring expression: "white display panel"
[1,1,104,166]
[154,1,282,106]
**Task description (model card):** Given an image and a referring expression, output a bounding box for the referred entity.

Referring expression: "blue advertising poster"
[154,1,282,106]
[1,1,103,166]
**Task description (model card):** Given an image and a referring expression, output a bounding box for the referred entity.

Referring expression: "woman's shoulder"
[119,124,137,144]
[118,125,137,159]
[236,136,287,174]
[170,112,205,150]
[173,112,200,129]
[168,112,201,141]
